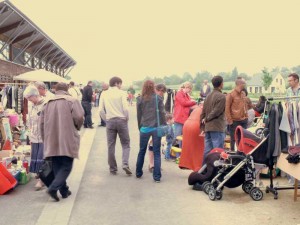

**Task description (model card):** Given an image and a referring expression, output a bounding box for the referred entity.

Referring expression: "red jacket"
[173,90,196,124]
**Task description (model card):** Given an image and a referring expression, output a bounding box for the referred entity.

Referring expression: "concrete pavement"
[1,106,300,225]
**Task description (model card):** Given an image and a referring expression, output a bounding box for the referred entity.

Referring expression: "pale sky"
[11,0,300,85]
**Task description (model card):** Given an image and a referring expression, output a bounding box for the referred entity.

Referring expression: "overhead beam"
[27,38,44,48]
[12,31,35,44]
[0,5,8,15]
[38,44,52,53]
[0,20,23,34]
[48,51,63,62]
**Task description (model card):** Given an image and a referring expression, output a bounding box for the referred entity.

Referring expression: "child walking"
[164,113,174,160]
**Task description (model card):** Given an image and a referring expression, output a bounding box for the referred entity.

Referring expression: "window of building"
[250,87,252,93]
[280,79,282,85]
[271,87,275,93]
[255,87,258,93]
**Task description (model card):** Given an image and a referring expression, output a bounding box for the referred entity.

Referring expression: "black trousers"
[229,119,248,150]
[49,156,74,195]
[82,101,93,127]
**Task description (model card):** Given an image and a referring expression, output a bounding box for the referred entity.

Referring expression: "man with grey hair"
[34,81,54,103]
[40,82,84,202]
[225,77,252,150]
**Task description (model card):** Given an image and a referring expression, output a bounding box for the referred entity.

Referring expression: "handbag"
[38,158,54,187]
[156,95,168,137]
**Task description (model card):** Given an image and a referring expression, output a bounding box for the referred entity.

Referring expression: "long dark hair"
[142,80,155,101]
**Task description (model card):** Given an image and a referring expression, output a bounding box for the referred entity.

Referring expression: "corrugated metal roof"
[0,0,76,75]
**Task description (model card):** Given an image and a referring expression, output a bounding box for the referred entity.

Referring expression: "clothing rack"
[265,96,300,200]
[0,82,29,85]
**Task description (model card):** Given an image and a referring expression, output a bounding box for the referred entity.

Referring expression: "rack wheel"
[274,195,278,200]
[265,189,269,193]
[242,181,254,194]
[250,187,263,201]
[216,190,223,200]
[202,182,210,194]
[208,188,216,201]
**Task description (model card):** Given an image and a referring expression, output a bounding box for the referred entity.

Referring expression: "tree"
[169,74,182,85]
[281,67,291,78]
[292,65,300,75]
[231,67,239,81]
[65,75,71,80]
[239,72,250,80]
[182,72,193,82]
[261,68,273,91]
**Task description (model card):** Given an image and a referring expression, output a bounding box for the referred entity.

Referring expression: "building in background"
[247,73,286,94]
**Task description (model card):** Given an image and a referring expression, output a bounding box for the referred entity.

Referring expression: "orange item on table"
[179,105,204,171]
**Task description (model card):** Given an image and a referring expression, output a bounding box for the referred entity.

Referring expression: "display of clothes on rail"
[264,98,300,164]
[165,89,175,113]
[0,84,26,114]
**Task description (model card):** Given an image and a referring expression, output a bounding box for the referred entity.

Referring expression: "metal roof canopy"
[0,0,76,76]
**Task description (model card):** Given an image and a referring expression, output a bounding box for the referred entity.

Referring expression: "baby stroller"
[206,126,269,201]
[188,148,224,190]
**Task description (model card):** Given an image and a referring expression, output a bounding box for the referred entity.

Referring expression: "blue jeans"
[136,130,162,181]
[174,122,183,147]
[165,141,172,159]
[204,131,225,158]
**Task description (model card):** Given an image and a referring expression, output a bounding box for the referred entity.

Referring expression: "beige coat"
[28,98,46,143]
[39,91,84,159]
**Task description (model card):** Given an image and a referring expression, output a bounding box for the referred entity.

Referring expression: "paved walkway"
[1,106,300,225]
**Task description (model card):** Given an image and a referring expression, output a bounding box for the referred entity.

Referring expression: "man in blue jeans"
[200,76,226,159]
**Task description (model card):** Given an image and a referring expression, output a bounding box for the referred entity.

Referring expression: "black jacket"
[82,85,93,102]
[137,94,166,129]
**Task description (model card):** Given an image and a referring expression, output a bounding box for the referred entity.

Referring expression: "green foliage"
[261,68,273,91]
[223,82,234,91]
[182,72,193,82]
[65,75,71,80]
[231,67,239,81]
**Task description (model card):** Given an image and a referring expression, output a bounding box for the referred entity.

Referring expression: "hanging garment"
[11,86,15,108]
[17,87,23,114]
[6,86,12,109]
[278,102,288,153]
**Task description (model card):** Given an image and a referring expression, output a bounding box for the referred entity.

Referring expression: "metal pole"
[42,50,61,69]
[24,39,49,65]
[0,9,13,27]
[13,31,39,62]
[0,21,28,54]
[34,44,56,68]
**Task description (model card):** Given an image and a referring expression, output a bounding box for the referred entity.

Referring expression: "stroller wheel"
[250,187,263,201]
[242,181,254,194]
[202,182,211,194]
[208,188,216,201]
[216,190,223,200]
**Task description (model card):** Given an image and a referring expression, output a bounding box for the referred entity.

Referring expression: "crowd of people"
[24,72,300,201]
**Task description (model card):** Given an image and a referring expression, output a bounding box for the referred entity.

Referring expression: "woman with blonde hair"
[173,81,197,146]
[136,80,166,183]
[23,85,47,190]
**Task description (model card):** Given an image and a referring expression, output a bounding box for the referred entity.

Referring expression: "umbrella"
[13,70,68,82]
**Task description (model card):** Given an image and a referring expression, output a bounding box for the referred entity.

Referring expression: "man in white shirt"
[68,81,82,101]
[99,77,132,176]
